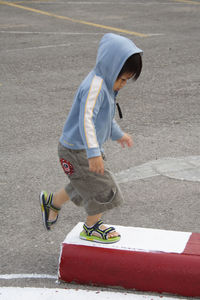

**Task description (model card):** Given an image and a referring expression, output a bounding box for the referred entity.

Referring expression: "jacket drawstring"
[116,102,123,119]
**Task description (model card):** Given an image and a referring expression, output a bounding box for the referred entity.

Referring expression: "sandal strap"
[83,220,103,236]
[47,215,58,226]
[46,193,61,213]
[83,220,116,240]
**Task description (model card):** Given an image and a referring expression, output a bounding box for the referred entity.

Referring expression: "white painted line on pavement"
[0,273,57,280]
[115,156,200,183]
[0,287,188,300]
[0,30,164,37]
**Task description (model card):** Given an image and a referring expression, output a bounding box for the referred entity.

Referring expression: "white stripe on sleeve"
[84,75,103,148]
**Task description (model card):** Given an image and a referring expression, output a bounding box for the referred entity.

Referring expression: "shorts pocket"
[93,186,117,205]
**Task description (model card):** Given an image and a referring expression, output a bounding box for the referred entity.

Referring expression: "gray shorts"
[58,142,124,216]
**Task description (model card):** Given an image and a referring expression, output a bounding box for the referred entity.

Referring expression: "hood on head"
[94,33,143,93]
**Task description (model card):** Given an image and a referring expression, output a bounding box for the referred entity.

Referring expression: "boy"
[40,33,143,244]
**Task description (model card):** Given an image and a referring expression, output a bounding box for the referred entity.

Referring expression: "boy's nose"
[121,81,127,88]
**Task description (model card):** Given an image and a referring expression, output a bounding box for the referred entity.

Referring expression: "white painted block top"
[63,223,191,254]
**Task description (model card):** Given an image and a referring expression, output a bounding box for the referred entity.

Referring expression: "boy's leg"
[86,214,119,238]
[49,188,120,238]
[48,188,70,221]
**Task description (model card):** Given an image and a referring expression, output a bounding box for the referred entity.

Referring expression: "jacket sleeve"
[110,119,124,141]
[79,76,104,159]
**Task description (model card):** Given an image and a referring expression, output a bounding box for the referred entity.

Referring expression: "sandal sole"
[39,191,50,231]
[79,231,120,244]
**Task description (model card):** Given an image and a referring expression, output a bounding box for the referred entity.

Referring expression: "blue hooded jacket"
[59,33,143,158]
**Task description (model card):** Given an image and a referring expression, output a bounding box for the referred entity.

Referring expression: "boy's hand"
[117,133,133,148]
[88,156,104,175]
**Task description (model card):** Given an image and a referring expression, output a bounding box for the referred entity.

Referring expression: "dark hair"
[117,53,142,81]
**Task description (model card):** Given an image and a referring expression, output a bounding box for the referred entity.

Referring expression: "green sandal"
[80,220,121,244]
[39,191,61,230]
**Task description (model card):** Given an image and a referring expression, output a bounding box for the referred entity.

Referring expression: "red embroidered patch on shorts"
[60,159,74,176]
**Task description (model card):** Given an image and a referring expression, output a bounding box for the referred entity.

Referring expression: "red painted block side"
[184,233,200,255]
[59,243,200,297]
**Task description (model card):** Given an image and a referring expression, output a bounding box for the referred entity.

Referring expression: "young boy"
[40,33,143,244]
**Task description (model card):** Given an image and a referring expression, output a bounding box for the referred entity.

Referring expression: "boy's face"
[113,73,133,92]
